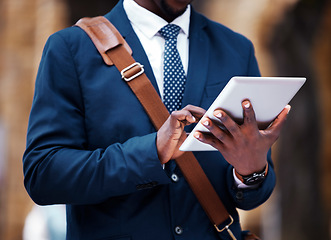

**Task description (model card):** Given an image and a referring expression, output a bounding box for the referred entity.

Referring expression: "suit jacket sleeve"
[226,150,276,210]
[23,32,171,205]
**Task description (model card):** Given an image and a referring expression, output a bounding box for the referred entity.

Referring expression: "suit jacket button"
[236,191,244,200]
[175,226,183,235]
[171,173,179,182]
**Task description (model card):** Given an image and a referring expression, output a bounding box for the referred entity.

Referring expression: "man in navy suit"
[23,0,290,239]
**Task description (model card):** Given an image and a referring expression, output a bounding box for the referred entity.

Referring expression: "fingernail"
[202,120,209,126]
[286,105,291,114]
[194,132,201,139]
[191,116,196,122]
[215,112,222,118]
[244,101,250,109]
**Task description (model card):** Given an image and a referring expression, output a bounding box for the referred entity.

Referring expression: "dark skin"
[195,101,290,175]
[135,0,193,22]
[157,101,290,176]
[135,0,291,176]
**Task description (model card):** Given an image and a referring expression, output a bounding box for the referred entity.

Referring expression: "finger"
[265,105,291,141]
[193,130,224,150]
[200,117,231,145]
[182,105,206,120]
[213,110,241,138]
[170,109,196,126]
[242,100,258,130]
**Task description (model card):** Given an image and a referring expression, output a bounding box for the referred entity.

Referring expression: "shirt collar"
[123,0,191,39]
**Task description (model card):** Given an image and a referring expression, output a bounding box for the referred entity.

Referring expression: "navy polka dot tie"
[159,24,186,113]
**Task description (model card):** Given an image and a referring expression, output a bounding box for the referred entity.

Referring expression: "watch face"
[244,173,265,185]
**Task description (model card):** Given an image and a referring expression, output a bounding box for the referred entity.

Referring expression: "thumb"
[264,105,291,141]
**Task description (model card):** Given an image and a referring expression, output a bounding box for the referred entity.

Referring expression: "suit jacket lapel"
[105,1,161,96]
[182,10,210,108]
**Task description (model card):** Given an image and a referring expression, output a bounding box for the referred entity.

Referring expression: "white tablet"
[179,76,306,151]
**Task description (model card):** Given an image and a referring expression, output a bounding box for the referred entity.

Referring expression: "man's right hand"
[156,105,206,164]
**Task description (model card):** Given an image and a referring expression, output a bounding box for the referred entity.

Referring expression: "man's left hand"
[194,100,291,175]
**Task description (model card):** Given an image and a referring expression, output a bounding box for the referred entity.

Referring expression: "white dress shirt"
[123,0,190,100]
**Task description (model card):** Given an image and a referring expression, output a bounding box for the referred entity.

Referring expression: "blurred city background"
[0,0,330,239]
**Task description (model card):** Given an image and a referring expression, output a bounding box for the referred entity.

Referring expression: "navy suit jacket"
[23,1,276,239]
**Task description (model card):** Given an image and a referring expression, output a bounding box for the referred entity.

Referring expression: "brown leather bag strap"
[76,16,236,239]
[76,17,168,129]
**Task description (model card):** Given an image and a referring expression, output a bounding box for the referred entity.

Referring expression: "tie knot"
[159,24,181,40]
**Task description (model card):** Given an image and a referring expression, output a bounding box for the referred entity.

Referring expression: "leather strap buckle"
[214,215,237,240]
[121,62,144,82]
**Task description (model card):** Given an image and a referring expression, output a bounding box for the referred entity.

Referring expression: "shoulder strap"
[75,16,236,239]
